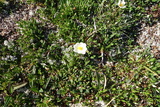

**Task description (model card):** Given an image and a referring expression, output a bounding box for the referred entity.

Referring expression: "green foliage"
[0,0,159,106]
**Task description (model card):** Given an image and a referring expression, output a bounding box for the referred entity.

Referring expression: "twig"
[103,74,107,90]
[13,82,27,91]
[105,95,118,107]
[144,66,159,77]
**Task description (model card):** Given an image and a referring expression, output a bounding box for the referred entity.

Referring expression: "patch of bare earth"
[137,4,160,59]
[0,1,56,40]
[137,22,160,59]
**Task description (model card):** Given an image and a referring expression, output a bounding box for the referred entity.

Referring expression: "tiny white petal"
[95,101,106,107]
[41,63,46,67]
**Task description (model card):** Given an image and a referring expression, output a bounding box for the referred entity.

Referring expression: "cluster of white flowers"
[1,55,17,61]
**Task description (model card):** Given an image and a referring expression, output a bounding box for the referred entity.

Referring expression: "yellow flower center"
[77,46,83,50]
[119,3,124,7]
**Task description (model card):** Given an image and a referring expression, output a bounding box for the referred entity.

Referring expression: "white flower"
[47,59,56,65]
[4,39,14,48]
[1,55,17,61]
[73,42,87,54]
[29,10,34,16]
[4,40,9,46]
[95,100,106,107]
[61,45,73,65]
[117,0,126,8]
[62,45,73,58]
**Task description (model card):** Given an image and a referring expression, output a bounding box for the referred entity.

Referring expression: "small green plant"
[0,0,159,106]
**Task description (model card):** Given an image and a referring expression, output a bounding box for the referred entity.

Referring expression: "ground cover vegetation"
[0,0,160,106]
